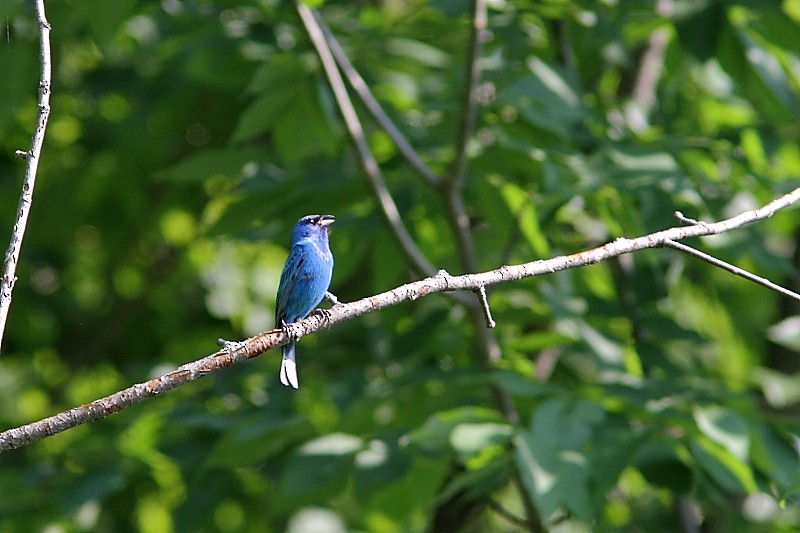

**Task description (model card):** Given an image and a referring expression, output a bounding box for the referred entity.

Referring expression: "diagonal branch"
[311,11,441,187]
[438,0,484,276]
[0,0,52,353]
[447,0,486,187]
[2,186,798,452]
[296,1,439,279]
[664,238,800,301]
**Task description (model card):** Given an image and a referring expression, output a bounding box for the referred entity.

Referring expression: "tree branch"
[664,238,800,301]
[447,0,486,187]
[487,498,530,529]
[0,0,51,352]
[304,5,485,317]
[2,187,797,451]
[296,1,441,280]
[311,11,441,187]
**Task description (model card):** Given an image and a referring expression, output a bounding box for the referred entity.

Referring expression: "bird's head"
[291,214,335,243]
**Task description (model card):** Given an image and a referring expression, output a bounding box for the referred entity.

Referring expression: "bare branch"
[0,0,52,352]
[443,185,480,273]
[311,11,441,187]
[664,239,800,301]
[473,285,495,328]
[447,0,487,187]
[296,1,439,279]
[674,211,700,225]
[487,498,529,529]
[2,187,798,451]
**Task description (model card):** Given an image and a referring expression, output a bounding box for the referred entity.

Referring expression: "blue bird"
[275,214,335,389]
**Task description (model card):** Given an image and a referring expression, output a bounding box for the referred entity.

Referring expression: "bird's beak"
[319,215,335,226]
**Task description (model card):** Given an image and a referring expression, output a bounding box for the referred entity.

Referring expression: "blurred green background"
[2,0,800,531]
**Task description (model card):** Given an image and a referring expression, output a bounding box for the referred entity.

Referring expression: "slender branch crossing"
[297,2,439,279]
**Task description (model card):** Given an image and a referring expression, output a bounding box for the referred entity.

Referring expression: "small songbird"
[275,214,335,389]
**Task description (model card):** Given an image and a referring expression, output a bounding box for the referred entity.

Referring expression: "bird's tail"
[280,343,299,389]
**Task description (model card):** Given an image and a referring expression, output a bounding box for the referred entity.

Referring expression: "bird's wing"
[275,244,307,322]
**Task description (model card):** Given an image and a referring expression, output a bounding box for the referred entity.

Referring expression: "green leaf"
[282,433,364,497]
[634,441,693,493]
[513,398,606,519]
[733,15,799,118]
[232,56,339,162]
[753,367,800,408]
[437,455,514,504]
[155,148,266,183]
[450,422,513,464]
[675,1,725,61]
[588,426,651,498]
[386,38,450,68]
[406,407,506,456]
[491,371,555,398]
[767,316,800,352]
[750,423,800,492]
[689,435,758,493]
[514,429,593,520]
[499,58,585,140]
[78,0,139,55]
[498,179,550,257]
[363,456,450,527]
[693,405,750,461]
[354,437,411,493]
[207,416,314,468]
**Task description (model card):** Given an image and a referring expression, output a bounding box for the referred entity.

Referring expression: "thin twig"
[437,0,483,288]
[447,0,486,187]
[0,0,51,353]
[487,498,529,529]
[674,211,700,225]
[473,285,496,328]
[664,239,800,301]
[312,11,441,187]
[1,187,799,451]
[296,2,439,279]
[443,188,480,273]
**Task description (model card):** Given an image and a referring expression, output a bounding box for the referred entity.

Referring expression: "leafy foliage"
[2,0,800,531]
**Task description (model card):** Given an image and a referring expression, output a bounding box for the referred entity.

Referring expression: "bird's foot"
[280,320,301,343]
[309,307,334,328]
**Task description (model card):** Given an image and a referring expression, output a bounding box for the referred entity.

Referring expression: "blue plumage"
[275,214,335,389]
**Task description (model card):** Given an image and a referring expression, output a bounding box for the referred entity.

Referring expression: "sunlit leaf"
[282,433,364,497]
[767,316,800,352]
[693,406,750,461]
[450,422,513,463]
[513,398,605,519]
[407,407,506,456]
[690,435,758,493]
